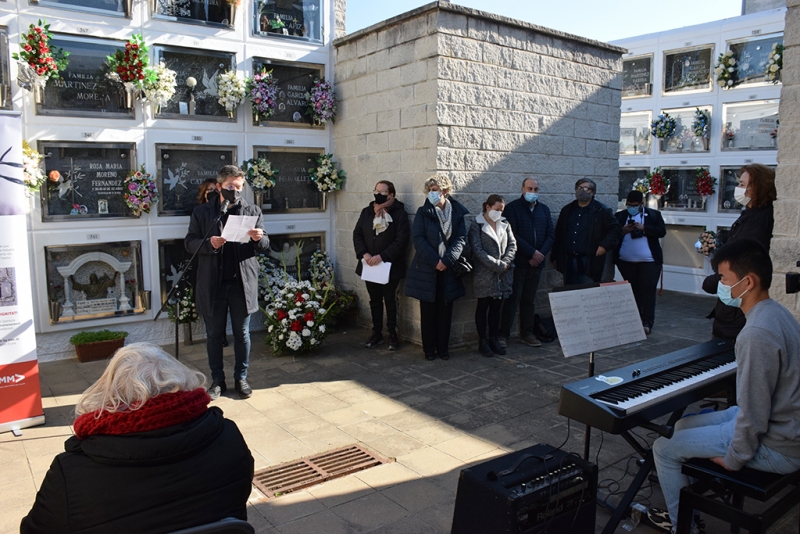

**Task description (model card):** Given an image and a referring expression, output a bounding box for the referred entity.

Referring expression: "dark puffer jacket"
[353,200,411,281]
[405,197,469,303]
[20,408,254,534]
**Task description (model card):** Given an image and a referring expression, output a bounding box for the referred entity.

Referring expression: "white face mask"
[487,209,503,222]
[734,186,751,207]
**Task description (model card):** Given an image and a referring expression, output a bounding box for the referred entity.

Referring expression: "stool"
[676,457,800,534]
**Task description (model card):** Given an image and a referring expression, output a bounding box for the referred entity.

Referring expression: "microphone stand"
[155,201,229,359]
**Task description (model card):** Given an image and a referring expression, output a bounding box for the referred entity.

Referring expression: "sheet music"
[548,283,646,357]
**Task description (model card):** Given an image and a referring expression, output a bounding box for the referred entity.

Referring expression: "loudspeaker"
[451,443,597,534]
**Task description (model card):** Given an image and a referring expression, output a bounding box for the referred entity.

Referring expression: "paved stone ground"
[2,290,798,533]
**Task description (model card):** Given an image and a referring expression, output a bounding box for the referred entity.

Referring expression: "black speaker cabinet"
[451,443,597,534]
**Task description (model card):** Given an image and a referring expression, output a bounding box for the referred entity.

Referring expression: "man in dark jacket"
[614,190,666,334]
[552,178,622,285]
[185,165,270,400]
[353,180,410,350]
[499,177,555,348]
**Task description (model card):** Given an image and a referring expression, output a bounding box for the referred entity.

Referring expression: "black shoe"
[478,339,493,357]
[488,337,506,356]
[235,379,252,399]
[424,353,436,361]
[439,352,450,361]
[365,330,384,348]
[208,381,227,400]
[388,332,399,351]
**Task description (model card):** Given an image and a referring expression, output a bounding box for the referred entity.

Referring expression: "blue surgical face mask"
[627,206,640,217]
[524,192,538,203]
[717,277,749,308]
[427,190,441,205]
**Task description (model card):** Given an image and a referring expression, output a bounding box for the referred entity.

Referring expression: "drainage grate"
[253,444,393,498]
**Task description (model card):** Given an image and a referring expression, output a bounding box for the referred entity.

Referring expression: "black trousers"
[419,272,453,356]
[500,267,542,338]
[365,279,400,333]
[476,297,503,340]
[617,260,662,327]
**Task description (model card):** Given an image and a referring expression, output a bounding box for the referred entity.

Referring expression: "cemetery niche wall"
[252,58,323,127]
[45,241,146,324]
[254,146,323,211]
[152,0,234,28]
[31,0,131,17]
[39,142,136,221]
[158,238,197,305]
[722,100,779,150]
[727,33,783,86]
[254,0,322,43]
[38,36,133,119]
[156,144,237,216]
[664,45,714,93]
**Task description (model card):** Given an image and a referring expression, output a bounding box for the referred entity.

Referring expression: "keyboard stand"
[600,408,685,534]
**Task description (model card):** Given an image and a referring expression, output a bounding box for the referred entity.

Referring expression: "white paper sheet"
[360,259,392,284]
[221,215,258,243]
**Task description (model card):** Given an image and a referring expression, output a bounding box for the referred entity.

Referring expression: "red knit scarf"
[73,388,211,440]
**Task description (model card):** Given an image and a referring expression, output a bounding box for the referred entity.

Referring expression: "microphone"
[220,199,230,214]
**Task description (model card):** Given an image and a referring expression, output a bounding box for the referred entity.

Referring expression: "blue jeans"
[653,406,800,526]
[204,280,251,383]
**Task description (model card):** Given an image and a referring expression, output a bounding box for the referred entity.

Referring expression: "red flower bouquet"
[107,34,149,88]
[646,167,670,196]
[695,168,717,198]
[12,20,69,90]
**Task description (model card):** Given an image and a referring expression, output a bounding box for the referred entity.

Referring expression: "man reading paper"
[185,165,270,400]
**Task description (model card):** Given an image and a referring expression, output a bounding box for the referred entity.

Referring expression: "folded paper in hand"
[360,259,391,284]
[221,215,258,243]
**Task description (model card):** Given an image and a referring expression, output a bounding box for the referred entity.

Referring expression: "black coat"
[702,205,774,340]
[20,408,254,534]
[353,200,410,281]
[501,196,555,270]
[552,199,622,282]
[405,197,469,303]
[613,207,666,264]
[185,198,270,316]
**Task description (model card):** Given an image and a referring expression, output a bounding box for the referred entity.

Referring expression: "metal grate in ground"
[252,444,393,498]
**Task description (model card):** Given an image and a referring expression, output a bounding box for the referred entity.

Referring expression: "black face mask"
[374,193,388,204]
[220,188,241,205]
[206,189,219,202]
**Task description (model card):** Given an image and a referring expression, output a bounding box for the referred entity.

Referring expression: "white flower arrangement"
[306,250,334,285]
[241,157,277,192]
[142,62,177,114]
[262,277,335,354]
[22,141,45,193]
[168,286,199,324]
[632,178,649,194]
[715,50,736,89]
[765,43,783,83]
[309,153,346,193]
[216,70,247,117]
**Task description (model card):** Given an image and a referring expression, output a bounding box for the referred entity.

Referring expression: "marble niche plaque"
[156,144,237,216]
[721,100,779,151]
[728,34,784,86]
[664,45,713,93]
[254,0,322,44]
[152,0,230,27]
[619,112,651,155]
[264,233,324,280]
[158,239,197,305]
[253,59,323,127]
[40,142,136,221]
[39,37,133,118]
[0,28,10,110]
[45,241,145,324]
[254,147,323,212]
[622,55,652,98]
[155,46,235,120]
[660,167,708,211]
[31,0,129,17]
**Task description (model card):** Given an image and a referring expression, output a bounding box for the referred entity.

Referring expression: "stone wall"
[333,1,624,346]
[335,0,347,39]
[743,0,786,15]
[772,0,800,315]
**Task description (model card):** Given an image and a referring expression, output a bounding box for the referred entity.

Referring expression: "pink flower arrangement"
[246,69,278,120]
[123,164,159,215]
[305,77,336,124]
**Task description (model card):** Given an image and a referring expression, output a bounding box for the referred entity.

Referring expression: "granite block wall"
[333,2,624,346]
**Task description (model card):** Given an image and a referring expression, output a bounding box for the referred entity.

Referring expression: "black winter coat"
[613,207,666,265]
[502,196,555,270]
[185,198,270,316]
[20,408,254,534]
[702,205,774,340]
[405,197,469,303]
[552,199,622,282]
[353,200,411,281]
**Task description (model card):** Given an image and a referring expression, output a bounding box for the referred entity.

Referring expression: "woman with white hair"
[405,175,470,361]
[20,343,254,534]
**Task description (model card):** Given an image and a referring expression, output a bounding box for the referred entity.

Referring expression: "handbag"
[437,225,472,277]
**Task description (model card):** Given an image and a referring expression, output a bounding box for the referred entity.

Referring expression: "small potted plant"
[69,329,128,362]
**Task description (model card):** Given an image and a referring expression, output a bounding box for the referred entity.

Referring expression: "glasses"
[575,186,593,193]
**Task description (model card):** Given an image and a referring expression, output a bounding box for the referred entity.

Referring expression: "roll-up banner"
[0,112,45,434]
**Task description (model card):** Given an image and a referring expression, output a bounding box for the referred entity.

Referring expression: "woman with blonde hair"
[21,343,254,534]
[405,175,470,361]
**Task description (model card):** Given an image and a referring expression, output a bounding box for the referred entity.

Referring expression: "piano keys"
[558,339,736,435]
